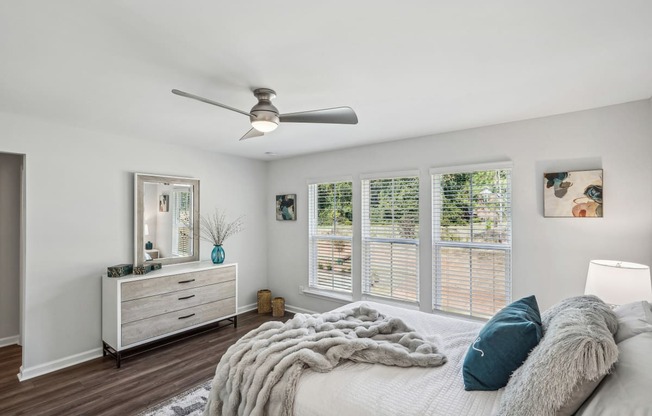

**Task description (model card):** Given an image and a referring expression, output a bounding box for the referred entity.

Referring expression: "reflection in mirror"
[135,174,200,266]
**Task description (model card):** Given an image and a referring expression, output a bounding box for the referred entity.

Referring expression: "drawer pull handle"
[178,279,196,284]
[178,313,196,320]
[178,294,196,300]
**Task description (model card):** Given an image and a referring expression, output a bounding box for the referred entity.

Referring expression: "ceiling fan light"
[251,119,278,132]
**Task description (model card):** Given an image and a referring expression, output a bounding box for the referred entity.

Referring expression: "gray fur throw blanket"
[203,304,447,416]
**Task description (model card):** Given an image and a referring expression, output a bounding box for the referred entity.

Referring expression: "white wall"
[155,184,173,257]
[0,152,22,345]
[0,111,268,374]
[2,98,651,377]
[143,183,158,251]
[266,100,652,314]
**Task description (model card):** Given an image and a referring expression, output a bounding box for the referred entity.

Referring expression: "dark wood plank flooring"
[0,311,290,416]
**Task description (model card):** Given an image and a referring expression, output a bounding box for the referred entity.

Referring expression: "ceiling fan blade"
[279,107,358,125]
[239,128,265,141]
[171,89,252,117]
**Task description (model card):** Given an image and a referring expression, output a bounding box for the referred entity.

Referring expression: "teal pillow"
[463,295,543,391]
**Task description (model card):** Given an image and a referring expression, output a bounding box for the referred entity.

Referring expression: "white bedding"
[291,301,503,416]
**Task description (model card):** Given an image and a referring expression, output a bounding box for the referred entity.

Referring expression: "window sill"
[303,287,353,303]
[361,294,420,311]
[431,308,489,323]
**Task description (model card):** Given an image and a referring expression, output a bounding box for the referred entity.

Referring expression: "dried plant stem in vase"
[200,209,244,264]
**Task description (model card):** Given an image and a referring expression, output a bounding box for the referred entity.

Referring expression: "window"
[308,181,353,292]
[432,164,512,318]
[172,188,192,257]
[362,174,419,303]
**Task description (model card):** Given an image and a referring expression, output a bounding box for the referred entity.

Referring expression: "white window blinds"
[172,189,192,257]
[362,176,419,303]
[308,181,353,292]
[432,166,512,318]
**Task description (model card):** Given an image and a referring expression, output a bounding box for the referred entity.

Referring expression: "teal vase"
[211,245,225,264]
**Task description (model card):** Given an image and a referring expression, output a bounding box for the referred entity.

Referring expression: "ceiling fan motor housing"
[250,88,279,131]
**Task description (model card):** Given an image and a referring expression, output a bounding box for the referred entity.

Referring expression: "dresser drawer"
[121,266,236,301]
[121,280,236,324]
[121,297,236,346]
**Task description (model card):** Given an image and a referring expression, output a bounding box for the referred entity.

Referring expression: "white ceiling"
[1,1,651,160]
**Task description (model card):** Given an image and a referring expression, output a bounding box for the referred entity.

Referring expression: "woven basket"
[257,289,272,314]
[272,297,285,318]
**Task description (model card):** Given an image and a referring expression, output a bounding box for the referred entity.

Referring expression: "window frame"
[171,187,193,257]
[431,162,512,318]
[361,170,420,305]
[308,179,354,294]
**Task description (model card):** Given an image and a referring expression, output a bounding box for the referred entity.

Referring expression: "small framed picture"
[276,194,296,221]
[159,194,169,212]
[543,169,603,217]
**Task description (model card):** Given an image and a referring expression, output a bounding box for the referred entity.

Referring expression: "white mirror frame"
[134,173,200,266]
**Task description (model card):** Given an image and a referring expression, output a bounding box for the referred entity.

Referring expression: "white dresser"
[102,261,237,367]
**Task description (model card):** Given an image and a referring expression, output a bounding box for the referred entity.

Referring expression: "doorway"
[0,152,25,372]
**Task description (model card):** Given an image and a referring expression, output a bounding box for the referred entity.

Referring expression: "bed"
[205,297,652,416]
[291,301,501,416]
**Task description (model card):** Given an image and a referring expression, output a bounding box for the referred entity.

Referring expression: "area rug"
[138,381,211,416]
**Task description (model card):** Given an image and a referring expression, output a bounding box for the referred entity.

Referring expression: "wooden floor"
[0,311,290,416]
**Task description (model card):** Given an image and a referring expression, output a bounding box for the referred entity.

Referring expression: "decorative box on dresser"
[102,261,237,367]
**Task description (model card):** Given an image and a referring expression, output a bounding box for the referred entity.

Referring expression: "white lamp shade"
[584,260,652,305]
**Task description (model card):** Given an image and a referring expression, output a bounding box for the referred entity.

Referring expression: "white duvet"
[291,301,502,416]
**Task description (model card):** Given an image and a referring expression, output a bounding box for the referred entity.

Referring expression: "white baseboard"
[15,303,314,381]
[285,304,319,315]
[0,335,20,348]
[17,347,103,382]
[237,303,257,314]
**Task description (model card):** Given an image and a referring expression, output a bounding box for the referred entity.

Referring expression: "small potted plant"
[200,209,244,264]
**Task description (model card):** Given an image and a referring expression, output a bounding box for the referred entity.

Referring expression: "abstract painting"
[544,169,603,217]
[276,194,296,221]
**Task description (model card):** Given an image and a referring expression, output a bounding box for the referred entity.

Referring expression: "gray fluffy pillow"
[496,295,618,416]
[541,295,618,334]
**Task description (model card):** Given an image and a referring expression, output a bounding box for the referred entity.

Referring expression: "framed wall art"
[159,194,169,212]
[543,169,603,218]
[276,194,296,221]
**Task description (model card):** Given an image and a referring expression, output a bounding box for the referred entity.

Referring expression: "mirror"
[134,173,200,266]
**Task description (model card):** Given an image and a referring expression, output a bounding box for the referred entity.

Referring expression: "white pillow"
[575,332,652,415]
[613,301,652,343]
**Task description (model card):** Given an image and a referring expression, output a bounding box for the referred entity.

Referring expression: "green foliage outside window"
[439,170,509,243]
[316,182,353,233]
[368,177,419,239]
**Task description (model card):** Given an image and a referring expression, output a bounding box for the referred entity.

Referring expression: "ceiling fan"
[171,88,358,141]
